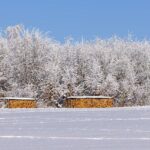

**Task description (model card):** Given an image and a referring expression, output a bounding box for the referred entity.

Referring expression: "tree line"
[0,25,150,107]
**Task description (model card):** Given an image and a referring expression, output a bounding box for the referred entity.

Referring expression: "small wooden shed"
[64,96,113,108]
[0,97,37,108]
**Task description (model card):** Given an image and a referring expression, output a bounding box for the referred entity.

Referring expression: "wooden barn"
[64,96,113,108]
[0,97,37,108]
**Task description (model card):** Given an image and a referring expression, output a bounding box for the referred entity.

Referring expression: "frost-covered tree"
[0,25,150,107]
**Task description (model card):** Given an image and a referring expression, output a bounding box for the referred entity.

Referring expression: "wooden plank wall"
[64,98,113,108]
[8,100,37,108]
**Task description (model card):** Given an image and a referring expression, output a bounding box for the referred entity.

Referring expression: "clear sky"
[0,0,150,41]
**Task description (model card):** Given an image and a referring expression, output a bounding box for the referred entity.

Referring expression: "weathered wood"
[64,97,113,108]
[0,97,37,108]
[8,100,37,108]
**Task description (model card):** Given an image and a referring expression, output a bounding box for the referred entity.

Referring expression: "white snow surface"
[0,106,150,150]
[68,96,112,99]
[0,97,35,100]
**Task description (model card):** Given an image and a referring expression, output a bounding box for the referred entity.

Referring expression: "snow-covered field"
[0,107,150,150]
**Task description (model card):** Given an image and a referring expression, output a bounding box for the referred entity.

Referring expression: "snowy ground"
[0,107,150,150]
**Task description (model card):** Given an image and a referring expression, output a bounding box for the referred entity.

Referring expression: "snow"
[0,97,35,101]
[68,96,112,99]
[0,107,150,150]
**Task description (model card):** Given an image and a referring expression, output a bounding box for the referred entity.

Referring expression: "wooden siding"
[8,100,37,108]
[64,98,113,108]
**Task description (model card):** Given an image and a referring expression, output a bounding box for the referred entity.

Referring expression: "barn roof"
[0,97,35,101]
[67,96,112,99]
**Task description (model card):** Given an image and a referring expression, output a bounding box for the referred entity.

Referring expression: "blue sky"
[0,0,150,41]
